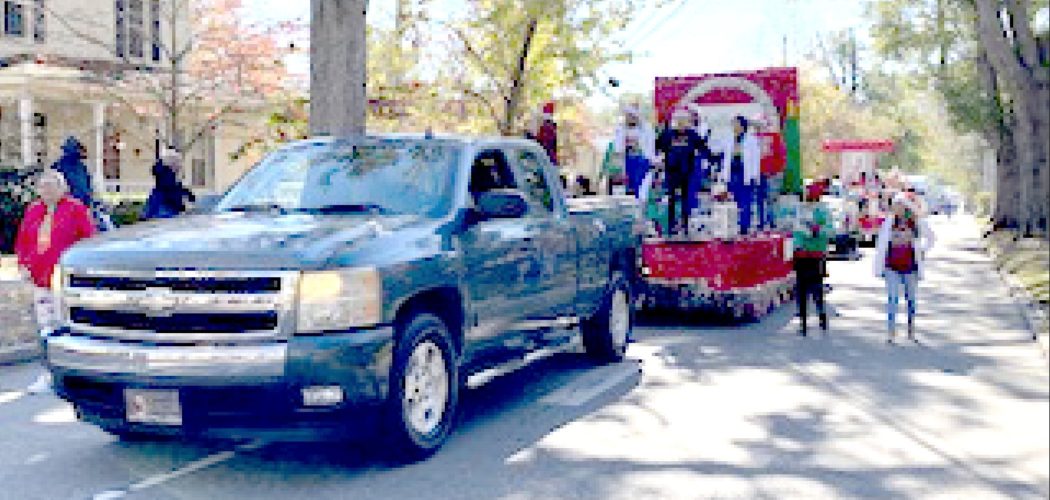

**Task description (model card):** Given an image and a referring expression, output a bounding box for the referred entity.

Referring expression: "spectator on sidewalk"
[793,186,832,336]
[873,192,936,344]
[143,149,195,220]
[51,136,113,232]
[14,169,97,338]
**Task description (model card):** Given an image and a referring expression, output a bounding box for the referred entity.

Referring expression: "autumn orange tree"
[45,0,301,156]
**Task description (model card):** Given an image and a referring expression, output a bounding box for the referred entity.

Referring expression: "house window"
[127,0,143,58]
[149,0,160,61]
[4,1,25,37]
[31,112,46,167]
[103,126,121,181]
[31,0,42,42]
[114,0,125,58]
[191,133,215,188]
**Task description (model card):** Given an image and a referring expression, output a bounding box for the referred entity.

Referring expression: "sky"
[243,0,867,108]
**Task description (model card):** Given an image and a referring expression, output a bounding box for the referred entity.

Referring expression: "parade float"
[636,67,803,320]
[821,138,895,246]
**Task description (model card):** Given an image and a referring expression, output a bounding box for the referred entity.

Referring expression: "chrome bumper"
[47,335,287,378]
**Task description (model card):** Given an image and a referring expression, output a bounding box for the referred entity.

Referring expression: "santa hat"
[542,102,555,118]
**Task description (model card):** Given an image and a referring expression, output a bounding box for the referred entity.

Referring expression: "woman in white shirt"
[613,106,656,197]
[719,116,761,235]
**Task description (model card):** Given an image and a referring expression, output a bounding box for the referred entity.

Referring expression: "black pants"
[667,174,690,235]
[794,256,826,329]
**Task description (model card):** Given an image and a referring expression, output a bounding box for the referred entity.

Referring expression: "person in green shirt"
[793,184,832,336]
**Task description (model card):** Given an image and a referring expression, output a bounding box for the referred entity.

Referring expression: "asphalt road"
[0,214,1046,500]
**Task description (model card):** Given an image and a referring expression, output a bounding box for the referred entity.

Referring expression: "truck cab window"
[515,150,554,212]
[468,150,516,202]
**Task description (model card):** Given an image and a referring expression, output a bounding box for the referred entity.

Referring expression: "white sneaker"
[26,372,52,395]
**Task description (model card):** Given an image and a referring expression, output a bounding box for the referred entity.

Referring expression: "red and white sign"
[820,139,895,153]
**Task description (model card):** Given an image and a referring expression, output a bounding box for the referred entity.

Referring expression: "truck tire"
[582,273,632,363]
[384,312,459,461]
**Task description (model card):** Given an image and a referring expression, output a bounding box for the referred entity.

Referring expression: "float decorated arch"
[654,67,802,194]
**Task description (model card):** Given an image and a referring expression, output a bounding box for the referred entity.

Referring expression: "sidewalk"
[0,255,38,359]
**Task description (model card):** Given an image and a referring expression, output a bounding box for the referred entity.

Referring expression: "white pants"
[32,286,59,336]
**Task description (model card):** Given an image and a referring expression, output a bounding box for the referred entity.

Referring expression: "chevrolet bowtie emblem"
[138,288,178,316]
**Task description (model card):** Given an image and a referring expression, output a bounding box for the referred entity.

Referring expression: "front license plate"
[125,388,182,426]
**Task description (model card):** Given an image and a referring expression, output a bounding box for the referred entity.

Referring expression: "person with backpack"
[873,192,936,344]
[51,137,113,231]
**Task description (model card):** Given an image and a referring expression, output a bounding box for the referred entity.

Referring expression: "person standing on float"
[719,116,761,235]
[657,108,709,235]
[613,105,656,197]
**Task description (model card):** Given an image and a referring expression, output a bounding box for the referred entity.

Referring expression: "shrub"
[0,166,41,254]
[110,200,146,227]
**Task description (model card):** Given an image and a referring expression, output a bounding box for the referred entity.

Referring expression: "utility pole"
[936,0,946,81]
[782,34,787,66]
[849,27,858,98]
[310,0,368,136]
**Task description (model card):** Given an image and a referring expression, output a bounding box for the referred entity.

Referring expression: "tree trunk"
[971,26,1017,228]
[310,0,368,136]
[996,124,1020,229]
[500,16,539,135]
[973,0,1043,235]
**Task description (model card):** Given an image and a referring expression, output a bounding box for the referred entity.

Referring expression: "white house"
[0,0,265,195]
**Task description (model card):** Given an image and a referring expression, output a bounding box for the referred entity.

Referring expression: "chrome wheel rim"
[610,288,630,349]
[402,339,449,436]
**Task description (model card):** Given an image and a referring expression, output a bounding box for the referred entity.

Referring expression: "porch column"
[19,97,33,168]
[93,102,106,194]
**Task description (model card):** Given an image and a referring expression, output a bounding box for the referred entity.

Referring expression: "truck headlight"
[50,265,67,327]
[296,267,382,334]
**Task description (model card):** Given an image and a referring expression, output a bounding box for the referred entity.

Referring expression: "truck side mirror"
[475,189,529,220]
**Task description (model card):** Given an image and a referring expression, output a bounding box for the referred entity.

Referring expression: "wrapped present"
[709,202,739,239]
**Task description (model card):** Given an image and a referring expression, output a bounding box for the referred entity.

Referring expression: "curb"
[983,239,1050,361]
[0,342,41,366]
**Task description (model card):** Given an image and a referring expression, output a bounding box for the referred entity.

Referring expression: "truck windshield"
[217,139,461,218]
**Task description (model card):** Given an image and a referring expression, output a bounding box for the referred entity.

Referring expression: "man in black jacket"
[656,108,712,235]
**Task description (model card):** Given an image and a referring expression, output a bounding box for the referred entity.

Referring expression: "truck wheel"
[582,273,632,363]
[385,312,459,461]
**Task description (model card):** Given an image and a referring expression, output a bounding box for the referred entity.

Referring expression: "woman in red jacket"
[15,169,96,335]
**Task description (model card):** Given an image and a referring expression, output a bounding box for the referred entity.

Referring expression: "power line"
[617,2,670,47]
[622,0,690,48]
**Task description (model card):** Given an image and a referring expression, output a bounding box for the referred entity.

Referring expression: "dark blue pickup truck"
[45,135,643,459]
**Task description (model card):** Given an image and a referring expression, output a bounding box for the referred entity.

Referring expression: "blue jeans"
[885,269,917,332]
[757,176,769,229]
[625,154,650,196]
[729,181,754,234]
[687,158,708,213]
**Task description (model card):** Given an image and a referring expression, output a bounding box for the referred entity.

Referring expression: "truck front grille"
[69,308,280,334]
[68,276,282,293]
[61,271,297,343]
